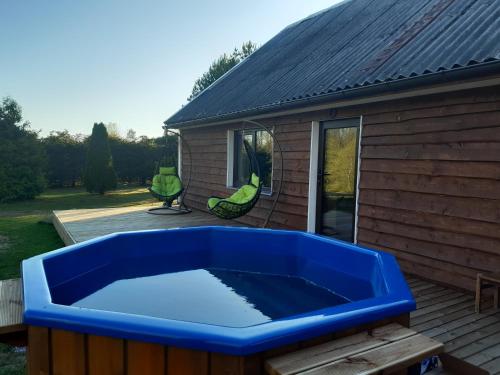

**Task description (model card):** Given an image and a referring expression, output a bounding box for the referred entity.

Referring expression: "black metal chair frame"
[147,127,192,215]
[207,140,263,220]
[207,120,284,227]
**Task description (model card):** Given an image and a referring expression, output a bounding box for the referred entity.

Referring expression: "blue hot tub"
[22,226,415,355]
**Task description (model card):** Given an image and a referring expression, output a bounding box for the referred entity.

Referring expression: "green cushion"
[208,184,258,209]
[207,197,221,209]
[229,184,257,203]
[159,166,176,175]
[251,173,260,187]
[151,174,182,197]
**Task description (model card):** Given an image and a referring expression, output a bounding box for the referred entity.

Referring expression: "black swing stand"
[148,185,191,215]
[147,127,192,215]
[148,174,192,215]
[206,119,284,228]
[147,200,191,215]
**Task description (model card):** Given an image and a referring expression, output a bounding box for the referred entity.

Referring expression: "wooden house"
[165,0,500,291]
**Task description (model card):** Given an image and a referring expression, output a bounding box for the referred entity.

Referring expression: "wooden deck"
[52,205,239,245]
[408,275,500,374]
[49,207,500,373]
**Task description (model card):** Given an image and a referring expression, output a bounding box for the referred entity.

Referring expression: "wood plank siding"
[27,315,407,374]
[180,85,500,292]
[354,86,500,292]
[181,118,330,230]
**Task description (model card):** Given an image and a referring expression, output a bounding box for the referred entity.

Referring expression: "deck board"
[52,206,240,245]
[410,278,500,374]
[50,207,500,373]
[265,324,417,375]
[265,324,444,375]
[300,334,443,375]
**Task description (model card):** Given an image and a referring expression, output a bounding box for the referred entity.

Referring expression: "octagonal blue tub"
[22,227,415,356]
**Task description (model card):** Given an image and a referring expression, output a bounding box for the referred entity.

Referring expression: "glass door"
[316,119,360,242]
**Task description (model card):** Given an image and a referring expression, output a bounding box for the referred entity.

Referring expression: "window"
[317,119,360,242]
[232,129,272,192]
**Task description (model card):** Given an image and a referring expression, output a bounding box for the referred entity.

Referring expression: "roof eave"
[165,61,500,129]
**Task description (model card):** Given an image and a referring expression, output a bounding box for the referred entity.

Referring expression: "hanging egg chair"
[207,120,283,227]
[148,127,192,215]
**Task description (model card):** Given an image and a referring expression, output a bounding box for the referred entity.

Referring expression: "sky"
[0,1,341,138]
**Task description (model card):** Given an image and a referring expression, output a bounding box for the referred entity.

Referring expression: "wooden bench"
[0,278,27,346]
[265,323,444,375]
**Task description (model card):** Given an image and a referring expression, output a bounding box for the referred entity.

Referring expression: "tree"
[324,128,358,194]
[83,123,117,194]
[42,131,87,187]
[37,126,178,188]
[188,41,257,101]
[109,133,177,185]
[105,122,120,138]
[0,98,46,202]
[126,129,137,142]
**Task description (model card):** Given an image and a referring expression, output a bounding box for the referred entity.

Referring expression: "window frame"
[227,129,273,195]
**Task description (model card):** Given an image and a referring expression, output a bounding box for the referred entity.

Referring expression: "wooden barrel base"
[28,313,408,375]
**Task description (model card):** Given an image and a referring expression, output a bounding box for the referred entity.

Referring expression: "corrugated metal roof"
[167,0,500,126]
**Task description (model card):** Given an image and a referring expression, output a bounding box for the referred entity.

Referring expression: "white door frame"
[177,132,183,203]
[177,133,183,180]
[353,116,363,244]
[307,121,320,233]
[306,118,363,243]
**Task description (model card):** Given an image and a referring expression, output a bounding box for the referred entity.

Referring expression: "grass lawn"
[0,185,155,214]
[0,215,64,280]
[0,185,156,279]
[0,185,156,375]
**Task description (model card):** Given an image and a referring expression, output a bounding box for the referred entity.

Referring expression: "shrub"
[43,131,86,187]
[109,135,177,185]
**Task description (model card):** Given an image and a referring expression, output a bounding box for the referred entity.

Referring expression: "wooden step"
[427,367,455,375]
[0,278,26,346]
[265,323,444,375]
[439,353,489,375]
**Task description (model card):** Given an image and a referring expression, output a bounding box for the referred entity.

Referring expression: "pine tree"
[188,41,257,101]
[83,123,117,194]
